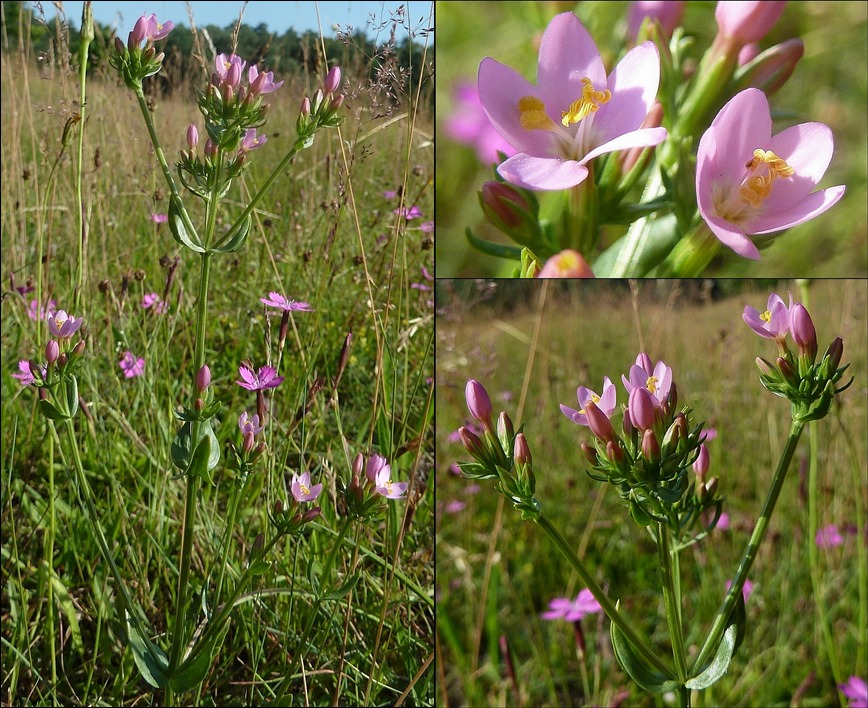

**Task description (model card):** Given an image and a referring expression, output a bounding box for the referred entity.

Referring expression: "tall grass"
[1,3,434,705]
[435,279,867,707]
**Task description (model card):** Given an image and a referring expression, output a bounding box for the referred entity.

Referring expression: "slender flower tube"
[696,89,845,260]
[478,12,667,191]
[584,400,617,444]
[715,1,787,46]
[628,386,656,430]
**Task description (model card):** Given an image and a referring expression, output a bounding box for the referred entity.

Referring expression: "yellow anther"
[561,78,611,127]
[518,95,556,131]
[741,148,794,207]
[646,376,658,394]
[300,483,311,495]
[760,310,772,324]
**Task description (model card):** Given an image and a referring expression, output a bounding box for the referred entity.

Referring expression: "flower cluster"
[745,292,851,423]
[341,452,409,520]
[109,13,174,91]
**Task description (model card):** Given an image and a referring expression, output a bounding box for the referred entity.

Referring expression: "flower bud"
[824,337,844,371]
[665,381,677,413]
[704,476,719,498]
[352,452,365,480]
[628,387,656,431]
[57,353,68,368]
[327,93,344,112]
[606,439,623,463]
[45,340,59,366]
[312,88,324,113]
[641,428,659,460]
[790,303,818,362]
[458,426,487,460]
[693,443,710,478]
[755,356,777,378]
[195,364,211,392]
[734,38,803,96]
[204,138,217,158]
[187,124,199,150]
[226,60,242,88]
[497,411,514,446]
[301,96,311,117]
[465,379,493,430]
[302,507,322,523]
[674,412,688,441]
[538,250,595,278]
[114,36,126,54]
[514,432,532,466]
[777,356,798,384]
[580,442,598,465]
[324,66,341,95]
[715,1,786,46]
[274,499,284,516]
[129,15,148,48]
[738,43,761,67]
[628,1,685,42]
[221,82,234,104]
[71,340,86,358]
[479,181,531,232]
[585,400,616,444]
[622,407,634,437]
[243,430,256,454]
[252,532,264,554]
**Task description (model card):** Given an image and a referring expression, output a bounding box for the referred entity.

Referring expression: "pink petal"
[498,153,589,191]
[762,122,834,213]
[704,89,772,186]
[536,13,607,114]
[703,210,761,259]
[594,42,661,143]
[745,185,846,235]
[582,127,667,164]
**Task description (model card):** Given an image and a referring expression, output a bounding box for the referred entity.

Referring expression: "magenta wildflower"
[445,81,516,164]
[714,1,786,46]
[393,205,423,220]
[144,13,173,41]
[291,471,323,503]
[540,589,602,621]
[790,302,818,360]
[628,1,685,41]
[420,220,434,233]
[696,89,845,259]
[743,292,792,341]
[445,500,466,514]
[236,364,284,391]
[323,66,341,95]
[48,310,83,340]
[215,53,246,84]
[187,124,199,150]
[839,677,868,708]
[241,128,267,151]
[142,292,168,314]
[815,524,844,548]
[260,292,314,312]
[478,12,667,191]
[693,443,710,477]
[150,212,168,224]
[383,190,399,199]
[247,65,284,95]
[28,299,57,322]
[538,249,595,278]
[560,376,617,427]
[621,355,673,408]
[717,512,731,530]
[119,351,145,378]
[238,411,264,436]
[365,454,408,499]
[465,379,494,429]
[12,360,40,386]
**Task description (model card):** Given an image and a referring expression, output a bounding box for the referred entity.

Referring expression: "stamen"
[646,376,658,394]
[760,310,772,324]
[518,96,556,131]
[561,78,611,127]
[739,148,794,207]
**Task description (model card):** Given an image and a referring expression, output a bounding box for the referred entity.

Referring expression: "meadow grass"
[1,4,434,705]
[435,278,867,707]
[434,1,868,278]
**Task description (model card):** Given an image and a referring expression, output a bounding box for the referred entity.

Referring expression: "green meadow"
[1,3,434,705]
[436,279,867,706]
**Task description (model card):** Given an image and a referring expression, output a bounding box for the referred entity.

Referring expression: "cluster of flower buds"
[14,310,87,421]
[563,354,719,532]
[229,410,267,472]
[109,13,174,91]
[341,452,408,520]
[295,66,345,148]
[745,292,851,423]
[456,380,540,519]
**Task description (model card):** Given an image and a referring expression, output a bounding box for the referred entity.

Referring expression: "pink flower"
[621,354,673,408]
[236,364,284,391]
[187,124,199,150]
[420,220,434,233]
[241,128,267,151]
[260,292,314,312]
[215,53,246,84]
[693,443,710,477]
[561,376,617,427]
[12,360,41,386]
[465,379,493,428]
[815,524,844,548]
[323,66,341,95]
[238,411,264,436]
[540,588,602,621]
[144,13,173,41]
[839,677,868,708]
[628,1,685,41]
[48,310,83,340]
[27,299,57,321]
[696,89,845,260]
[445,81,516,164]
[383,190,399,199]
[248,65,284,95]
[445,500,466,514]
[366,455,408,499]
[142,292,168,314]
[393,205,423,220]
[715,1,786,46]
[538,249,594,278]
[119,351,145,378]
[150,213,168,224]
[743,292,792,340]
[478,12,667,191]
[291,470,323,503]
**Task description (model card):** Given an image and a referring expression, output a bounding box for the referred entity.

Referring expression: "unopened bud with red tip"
[196,364,210,392]
[734,38,803,96]
[704,476,719,498]
[693,443,710,478]
[622,408,634,437]
[274,499,284,516]
[824,337,844,371]
[311,88,324,114]
[791,303,818,362]
[204,138,217,159]
[301,96,311,117]
[641,428,659,460]
[114,36,126,54]
[497,411,514,447]
[71,340,86,358]
[458,426,487,460]
[302,507,322,523]
[755,356,777,378]
[585,400,617,444]
[45,340,59,366]
[187,124,199,150]
[581,442,598,465]
[128,15,148,48]
[465,379,494,431]
[777,355,799,385]
[715,1,786,46]
[514,432,532,466]
[57,353,68,368]
[628,386,656,431]
[478,181,539,246]
[606,440,623,463]
[665,381,677,413]
[352,452,365,480]
[324,66,341,95]
[252,532,265,555]
[243,430,256,454]
[661,419,680,452]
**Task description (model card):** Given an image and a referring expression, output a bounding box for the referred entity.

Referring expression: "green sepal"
[610,602,680,694]
[125,609,169,689]
[465,228,523,260]
[457,461,498,480]
[168,198,205,253]
[210,214,251,254]
[174,400,221,422]
[169,619,231,693]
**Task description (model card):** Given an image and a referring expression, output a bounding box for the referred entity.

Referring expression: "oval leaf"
[169,619,230,694]
[125,609,168,689]
[168,198,205,253]
[38,399,67,421]
[610,605,680,694]
[685,622,737,690]
[210,214,251,253]
[187,433,214,485]
[65,375,79,419]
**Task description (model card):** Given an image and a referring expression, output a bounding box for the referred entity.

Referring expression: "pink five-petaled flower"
[248,65,284,96]
[839,677,868,708]
[28,298,57,321]
[560,376,617,427]
[238,411,264,436]
[12,360,42,386]
[236,364,284,391]
[393,205,423,220]
[696,88,845,260]
[48,310,83,340]
[144,14,173,41]
[540,588,602,621]
[119,351,145,378]
[260,292,314,312]
[815,524,844,548]
[478,12,667,191]
[241,128,267,151]
[743,292,792,341]
[150,213,168,224]
[366,454,408,500]
[291,470,323,503]
[621,354,672,408]
[215,53,246,84]
[142,292,168,314]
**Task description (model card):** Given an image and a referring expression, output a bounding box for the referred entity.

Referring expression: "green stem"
[46,426,57,706]
[658,522,688,683]
[691,419,805,673]
[535,511,675,678]
[73,6,92,312]
[562,175,599,256]
[214,479,245,606]
[607,167,666,277]
[657,222,722,277]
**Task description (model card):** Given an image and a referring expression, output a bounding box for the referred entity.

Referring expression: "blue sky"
[30,1,433,38]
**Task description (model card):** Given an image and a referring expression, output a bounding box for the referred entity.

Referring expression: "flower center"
[738,149,794,207]
[300,482,311,496]
[561,78,611,127]
[646,376,658,394]
[760,309,772,324]
[518,96,558,132]
[578,392,602,415]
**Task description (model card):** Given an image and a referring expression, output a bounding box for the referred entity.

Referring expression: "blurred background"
[435,1,868,277]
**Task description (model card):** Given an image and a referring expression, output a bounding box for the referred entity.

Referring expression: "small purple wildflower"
[150,213,168,224]
[119,351,145,378]
[142,292,168,314]
[48,310,83,340]
[291,471,323,502]
[420,220,434,233]
[839,677,868,708]
[12,360,41,386]
[236,364,284,391]
[27,299,57,322]
[241,128,267,151]
[393,205,423,220]
[238,411,264,436]
[540,589,602,621]
[260,292,314,312]
[445,500,466,514]
[815,524,844,548]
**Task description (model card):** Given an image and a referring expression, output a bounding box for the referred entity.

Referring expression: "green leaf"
[168,198,205,253]
[210,214,251,253]
[465,228,523,260]
[169,619,231,693]
[172,420,220,475]
[247,559,271,576]
[187,433,215,485]
[125,609,168,689]
[685,622,737,690]
[323,574,360,601]
[65,375,79,418]
[610,604,680,694]
[50,573,84,656]
[38,399,67,421]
